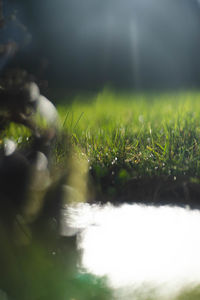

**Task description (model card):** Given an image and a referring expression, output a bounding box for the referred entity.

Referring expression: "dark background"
[2,0,200,91]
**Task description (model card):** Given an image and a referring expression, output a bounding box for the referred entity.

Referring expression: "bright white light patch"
[4,139,17,156]
[35,151,48,171]
[36,95,59,126]
[63,203,200,298]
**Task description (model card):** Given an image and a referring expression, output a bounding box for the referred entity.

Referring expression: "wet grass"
[57,89,200,203]
[3,88,200,202]
[59,89,200,176]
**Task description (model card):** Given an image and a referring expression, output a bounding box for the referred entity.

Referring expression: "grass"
[3,88,200,202]
[60,89,200,174]
[56,89,200,203]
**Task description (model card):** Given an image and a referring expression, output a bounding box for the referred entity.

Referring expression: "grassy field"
[56,89,200,204]
[3,88,200,203]
[59,89,200,173]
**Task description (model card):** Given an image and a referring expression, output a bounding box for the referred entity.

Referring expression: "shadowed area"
[2,0,200,91]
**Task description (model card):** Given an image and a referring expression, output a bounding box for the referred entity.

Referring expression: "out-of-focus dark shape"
[0,41,18,58]
[0,3,89,299]
[0,68,59,134]
[0,139,30,233]
[0,132,79,300]
[0,0,4,29]
[0,66,60,238]
[0,1,32,74]
[0,132,54,232]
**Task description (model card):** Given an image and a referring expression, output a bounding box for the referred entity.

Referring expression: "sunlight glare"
[63,203,200,298]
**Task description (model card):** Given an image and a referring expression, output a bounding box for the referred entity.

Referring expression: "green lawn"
[3,88,200,202]
[56,89,200,203]
[59,89,200,175]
